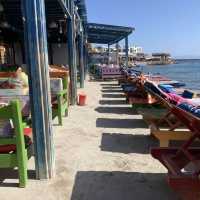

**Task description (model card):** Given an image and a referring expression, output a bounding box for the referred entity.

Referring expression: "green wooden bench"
[52,75,69,125]
[0,100,32,187]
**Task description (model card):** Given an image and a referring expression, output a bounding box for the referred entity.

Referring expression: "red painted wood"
[151,106,200,200]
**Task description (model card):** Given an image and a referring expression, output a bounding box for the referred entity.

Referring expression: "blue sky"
[86,0,200,58]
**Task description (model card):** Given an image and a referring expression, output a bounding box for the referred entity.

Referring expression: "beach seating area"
[0,68,199,199]
[118,67,200,199]
[0,1,199,200]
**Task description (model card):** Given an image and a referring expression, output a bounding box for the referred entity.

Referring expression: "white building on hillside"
[129,45,143,54]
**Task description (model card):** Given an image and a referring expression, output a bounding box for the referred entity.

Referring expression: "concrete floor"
[0,80,179,200]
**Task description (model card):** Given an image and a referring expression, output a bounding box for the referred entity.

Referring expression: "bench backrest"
[0,100,25,149]
[171,106,200,134]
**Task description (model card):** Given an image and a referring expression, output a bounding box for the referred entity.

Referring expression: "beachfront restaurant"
[0,0,87,186]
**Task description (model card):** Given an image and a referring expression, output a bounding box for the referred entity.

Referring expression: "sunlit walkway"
[0,79,178,200]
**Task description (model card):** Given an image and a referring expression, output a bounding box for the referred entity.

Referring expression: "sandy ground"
[0,79,179,200]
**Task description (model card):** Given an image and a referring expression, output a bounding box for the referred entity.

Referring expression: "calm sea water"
[139,59,200,91]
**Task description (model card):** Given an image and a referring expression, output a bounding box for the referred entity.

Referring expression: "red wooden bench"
[151,106,200,200]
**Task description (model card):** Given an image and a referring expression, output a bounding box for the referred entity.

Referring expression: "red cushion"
[0,145,16,153]
[0,128,32,153]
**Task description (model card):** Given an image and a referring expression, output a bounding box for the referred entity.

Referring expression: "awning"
[87,23,134,45]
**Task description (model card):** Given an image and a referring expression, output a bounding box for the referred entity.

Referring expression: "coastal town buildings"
[89,45,174,66]
[89,45,145,65]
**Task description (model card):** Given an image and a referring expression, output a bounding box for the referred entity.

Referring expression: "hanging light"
[58,21,63,34]
[80,24,83,33]
[0,3,4,12]
[0,21,10,28]
[57,37,61,48]
[49,21,58,29]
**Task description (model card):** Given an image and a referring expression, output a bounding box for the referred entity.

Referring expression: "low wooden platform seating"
[150,108,191,147]
[144,81,192,147]
[137,106,167,122]
[151,106,200,200]
[122,76,158,107]
[129,93,158,107]
[0,100,32,187]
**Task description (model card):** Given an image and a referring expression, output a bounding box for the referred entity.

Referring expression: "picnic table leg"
[13,101,28,187]
[58,95,63,126]
[180,192,200,200]
[159,140,169,147]
[65,104,68,117]
[18,153,28,188]
[65,88,70,117]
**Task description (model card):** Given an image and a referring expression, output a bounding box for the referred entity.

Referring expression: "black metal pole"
[108,44,110,65]
[67,5,77,105]
[125,36,129,67]
[78,33,84,88]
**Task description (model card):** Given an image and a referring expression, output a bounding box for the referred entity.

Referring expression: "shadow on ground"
[100,83,119,87]
[71,171,178,200]
[102,86,122,90]
[96,118,147,129]
[0,169,36,187]
[99,100,127,105]
[101,89,123,93]
[95,107,137,115]
[100,133,158,154]
[102,94,125,98]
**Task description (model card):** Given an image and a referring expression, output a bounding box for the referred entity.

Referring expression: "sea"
[138,59,200,91]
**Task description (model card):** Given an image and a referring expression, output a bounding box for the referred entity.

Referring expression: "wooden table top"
[0,88,29,96]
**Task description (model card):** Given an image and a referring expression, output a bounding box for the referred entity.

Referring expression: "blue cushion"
[178,102,200,118]
[158,84,175,93]
[193,109,200,118]
[182,90,194,99]
[178,102,195,112]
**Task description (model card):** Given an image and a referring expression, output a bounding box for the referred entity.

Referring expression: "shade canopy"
[87,23,134,45]
[0,0,87,43]
[1,0,69,30]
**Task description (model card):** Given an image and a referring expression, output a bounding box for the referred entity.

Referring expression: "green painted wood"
[52,73,69,125]
[52,88,69,125]
[0,154,18,168]
[0,105,12,119]
[57,94,63,125]
[0,100,30,187]
[62,76,68,90]
[12,101,28,187]
[0,138,16,145]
